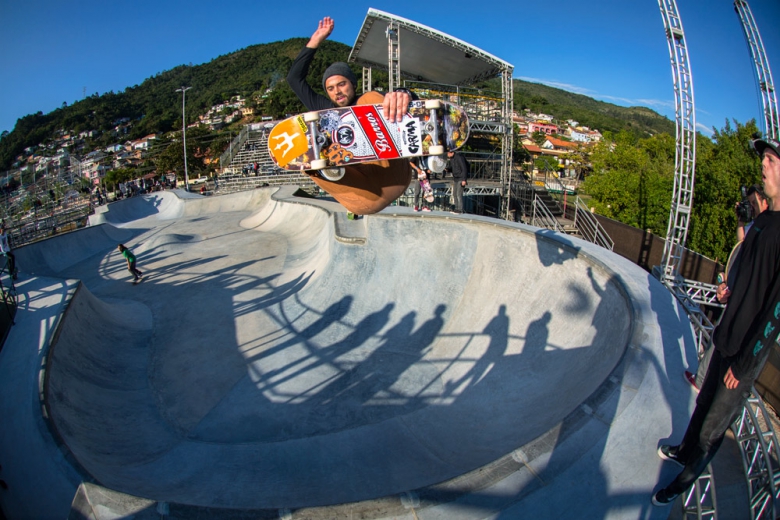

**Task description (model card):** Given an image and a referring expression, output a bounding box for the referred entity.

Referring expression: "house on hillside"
[82,151,110,184]
[528,122,559,135]
[588,130,602,142]
[522,143,542,161]
[542,136,577,153]
[566,127,591,143]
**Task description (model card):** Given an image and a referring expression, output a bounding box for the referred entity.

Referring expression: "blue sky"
[1,0,779,138]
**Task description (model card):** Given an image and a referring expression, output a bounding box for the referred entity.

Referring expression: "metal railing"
[219,125,250,170]
[573,197,614,251]
[531,194,565,233]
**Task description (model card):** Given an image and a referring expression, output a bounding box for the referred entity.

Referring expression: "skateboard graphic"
[268,100,469,181]
[420,176,434,203]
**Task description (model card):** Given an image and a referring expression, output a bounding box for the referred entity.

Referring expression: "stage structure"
[349,8,515,218]
[734,0,779,140]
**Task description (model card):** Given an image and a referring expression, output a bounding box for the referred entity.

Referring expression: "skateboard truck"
[303,111,346,181]
[424,100,445,156]
[303,111,328,171]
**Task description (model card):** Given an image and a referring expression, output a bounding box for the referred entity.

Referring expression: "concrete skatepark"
[0,187,701,519]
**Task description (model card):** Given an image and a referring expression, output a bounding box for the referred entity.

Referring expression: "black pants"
[453,181,464,212]
[667,349,751,494]
[128,260,143,280]
[3,252,15,275]
[413,179,422,208]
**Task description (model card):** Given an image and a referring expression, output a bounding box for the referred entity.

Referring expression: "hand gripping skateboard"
[268,100,469,181]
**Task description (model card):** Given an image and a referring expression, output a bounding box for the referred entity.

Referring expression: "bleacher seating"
[215,126,318,195]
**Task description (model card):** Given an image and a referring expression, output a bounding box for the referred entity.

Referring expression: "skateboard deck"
[722,240,742,287]
[420,177,434,203]
[268,100,468,176]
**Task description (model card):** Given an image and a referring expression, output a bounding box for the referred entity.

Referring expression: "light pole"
[175,86,192,191]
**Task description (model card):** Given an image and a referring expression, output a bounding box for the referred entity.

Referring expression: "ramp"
[0,188,697,519]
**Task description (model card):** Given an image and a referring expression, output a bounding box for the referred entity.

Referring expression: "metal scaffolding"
[734,0,779,139]
[349,9,514,216]
[658,0,697,282]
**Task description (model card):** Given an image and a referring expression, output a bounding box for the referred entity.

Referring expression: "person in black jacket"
[287,16,410,122]
[284,17,413,216]
[653,136,780,507]
[446,150,468,214]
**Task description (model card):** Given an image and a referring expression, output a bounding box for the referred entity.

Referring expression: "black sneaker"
[652,487,679,506]
[657,445,684,467]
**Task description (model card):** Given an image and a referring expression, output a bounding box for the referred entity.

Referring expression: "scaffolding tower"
[349,9,515,217]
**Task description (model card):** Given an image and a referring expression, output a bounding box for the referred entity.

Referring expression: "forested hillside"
[512,79,675,137]
[0,37,674,171]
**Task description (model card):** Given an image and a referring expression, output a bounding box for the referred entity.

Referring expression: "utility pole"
[175,86,192,191]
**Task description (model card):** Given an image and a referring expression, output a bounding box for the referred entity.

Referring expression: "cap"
[751,137,780,158]
[322,62,357,91]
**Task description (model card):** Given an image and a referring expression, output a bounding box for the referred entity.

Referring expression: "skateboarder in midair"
[286,16,414,216]
[288,17,411,120]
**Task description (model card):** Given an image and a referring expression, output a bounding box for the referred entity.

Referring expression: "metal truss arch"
[734,0,779,139]
[732,391,780,519]
[350,9,514,219]
[658,0,697,282]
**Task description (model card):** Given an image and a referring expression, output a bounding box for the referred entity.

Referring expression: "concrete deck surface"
[0,188,703,519]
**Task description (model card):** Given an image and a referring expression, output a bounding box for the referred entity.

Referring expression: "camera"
[736,186,753,223]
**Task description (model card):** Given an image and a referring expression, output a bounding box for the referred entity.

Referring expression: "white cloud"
[636,98,675,111]
[515,75,673,112]
[696,123,715,135]
[516,76,595,95]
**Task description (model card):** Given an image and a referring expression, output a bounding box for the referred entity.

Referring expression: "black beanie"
[322,62,358,90]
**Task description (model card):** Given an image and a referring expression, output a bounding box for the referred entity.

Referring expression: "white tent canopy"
[349,8,513,86]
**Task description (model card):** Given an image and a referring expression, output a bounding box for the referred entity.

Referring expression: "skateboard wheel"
[311,159,328,169]
[320,167,345,181]
[424,100,441,109]
[428,155,447,173]
[429,145,445,155]
[303,111,320,123]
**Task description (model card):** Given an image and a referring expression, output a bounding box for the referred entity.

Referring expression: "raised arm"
[307,17,334,49]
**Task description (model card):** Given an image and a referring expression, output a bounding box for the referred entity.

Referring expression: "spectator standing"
[653,136,780,506]
[446,150,468,214]
[685,183,770,391]
[0,226,17,280]
[117,244,144,283]
[410,157,431,212]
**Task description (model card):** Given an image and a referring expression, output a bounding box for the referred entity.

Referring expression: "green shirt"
[121,249,136,262]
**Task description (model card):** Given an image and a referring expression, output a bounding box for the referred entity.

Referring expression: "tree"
[687,119,762,262]
[534,156,558,174]
[531,131,547,146]
[155,136,206,180]
[104,167,136,192]
[581,131,675,234]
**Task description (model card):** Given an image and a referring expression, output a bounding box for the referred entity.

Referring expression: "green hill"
[512,78,675,137]
[0,38,674,171]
